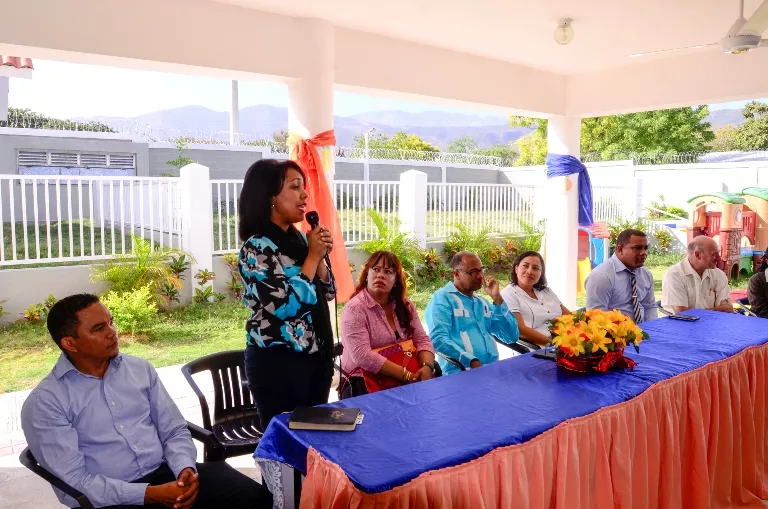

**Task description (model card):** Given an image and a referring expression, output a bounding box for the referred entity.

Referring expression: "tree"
[710,124,740,152]
[473,144,518,166]
[446,136,479,154]
[353,131,439,152]
[166,137,194,170]
[509,107,715,165]
[1,107,116,133]
[731,101,768,151]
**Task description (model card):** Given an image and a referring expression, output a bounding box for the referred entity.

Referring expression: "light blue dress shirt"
[585,254,658,321]
[21,353,197,508]
[425,282,519,374]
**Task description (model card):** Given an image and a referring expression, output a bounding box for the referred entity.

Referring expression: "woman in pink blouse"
[339,251,436,399]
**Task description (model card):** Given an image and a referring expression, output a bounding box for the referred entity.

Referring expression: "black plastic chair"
[19,422,217,509]
[181,350,261,462]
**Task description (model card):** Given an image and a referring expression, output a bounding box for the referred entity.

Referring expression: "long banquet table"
[255,309,768,508]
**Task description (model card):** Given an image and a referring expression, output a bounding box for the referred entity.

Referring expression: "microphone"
[306,211,331,268]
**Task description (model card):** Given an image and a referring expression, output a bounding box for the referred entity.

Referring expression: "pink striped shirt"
[340,289,434,377]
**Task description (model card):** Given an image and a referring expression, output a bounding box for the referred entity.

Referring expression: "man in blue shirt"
[21,294,272,509]
[585,228,658,323]
[425,251,519,374]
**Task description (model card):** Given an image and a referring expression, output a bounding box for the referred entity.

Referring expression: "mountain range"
[91,105,748,149]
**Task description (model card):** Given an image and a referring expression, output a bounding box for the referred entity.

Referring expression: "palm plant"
[90,234,192,297]
[443,223,495,262]
[358,209,423,276]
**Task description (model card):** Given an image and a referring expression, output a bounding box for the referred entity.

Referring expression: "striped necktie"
[628,270,643,323]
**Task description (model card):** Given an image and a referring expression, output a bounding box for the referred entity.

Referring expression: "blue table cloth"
[255,310,768,494]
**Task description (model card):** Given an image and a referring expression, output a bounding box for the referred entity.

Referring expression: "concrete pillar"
[179,163,214,298]
[399,170,428,248]
[0,77,9,122]
[287,18,335,185]
[545,116,581,309]
[229,80,239,145]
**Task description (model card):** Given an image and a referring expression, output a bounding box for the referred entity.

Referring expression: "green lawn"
[1,221,130,266]
[0,253,751,393]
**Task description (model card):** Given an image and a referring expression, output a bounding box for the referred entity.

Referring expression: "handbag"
[362,337,421,393]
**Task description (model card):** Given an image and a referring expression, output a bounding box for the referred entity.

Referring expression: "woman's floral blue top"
[239,234,335,353]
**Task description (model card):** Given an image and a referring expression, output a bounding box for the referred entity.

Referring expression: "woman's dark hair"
[510,250,548,290]
[238,159,306,241]
[352,251,414,337]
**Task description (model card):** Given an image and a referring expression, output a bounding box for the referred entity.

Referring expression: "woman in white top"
[501,251,570,346]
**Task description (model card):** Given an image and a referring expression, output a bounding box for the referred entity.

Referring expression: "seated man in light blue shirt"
[425,251,519,374]
[21,293,272,509]
[585,228,658,323]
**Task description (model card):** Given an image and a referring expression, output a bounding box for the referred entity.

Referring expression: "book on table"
[288,406,361,431]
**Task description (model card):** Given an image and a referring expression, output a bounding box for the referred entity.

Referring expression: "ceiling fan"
[629,0,768,57]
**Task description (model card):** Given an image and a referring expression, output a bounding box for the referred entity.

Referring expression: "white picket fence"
[0,175,183,265]
[0,171,637,266]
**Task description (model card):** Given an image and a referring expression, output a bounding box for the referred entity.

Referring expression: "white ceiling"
[214,0,766,75]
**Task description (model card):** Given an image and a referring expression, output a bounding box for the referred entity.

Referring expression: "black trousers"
[245,345,333,431]
[101,462,272,509]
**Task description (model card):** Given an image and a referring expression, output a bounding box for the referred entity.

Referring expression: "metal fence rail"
[0,175,182,265]
[425,183,537,240]
[592,185,636,225]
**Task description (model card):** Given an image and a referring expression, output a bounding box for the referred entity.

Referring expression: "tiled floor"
[0,362,271,508]
[0,346,519,507]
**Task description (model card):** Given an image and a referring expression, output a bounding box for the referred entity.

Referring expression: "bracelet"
[402,366,407,380]
[405,371,413,382]
[421,362,435,374]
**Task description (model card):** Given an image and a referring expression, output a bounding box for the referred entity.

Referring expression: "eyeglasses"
[459,267,486,277]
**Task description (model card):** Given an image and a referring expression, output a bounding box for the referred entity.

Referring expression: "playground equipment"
[576,221,610,296]
[687,192,756,279]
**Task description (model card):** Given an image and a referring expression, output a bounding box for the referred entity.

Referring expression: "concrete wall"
[148,144,266,178]
[0,131,149,175]
[0,265,107,321]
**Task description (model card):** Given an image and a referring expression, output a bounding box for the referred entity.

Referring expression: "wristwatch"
[421,362,435,375]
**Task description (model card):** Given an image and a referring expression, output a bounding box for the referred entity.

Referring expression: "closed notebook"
[288,406,361,431]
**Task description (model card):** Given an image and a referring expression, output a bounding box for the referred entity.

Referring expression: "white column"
[633,178,644,221]
[287,18,335,184]
[399,170,428,248]
[180,163,214,297]
[229,80,239,145]
[545,116,581,309]
[0,77,9,121]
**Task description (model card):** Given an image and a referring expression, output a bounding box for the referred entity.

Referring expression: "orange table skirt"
[301,343,768,508]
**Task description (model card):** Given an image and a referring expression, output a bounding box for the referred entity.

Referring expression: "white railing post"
[180,164,214,296]
[399,170,428,248]
[634,178,644,221]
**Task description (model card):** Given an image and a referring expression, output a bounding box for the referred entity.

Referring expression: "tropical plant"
[101,286,158,337]
[514,219,545,253]
[416,248,452,282]
[655,229,674,254]
[193,286,216,304]
[194,269,216,286]
[443,224,495,263]
[90,235,191,299]
[43,294,58,314]
[227,276,244,300]
[0,299,8,318]
[24,303,46,322]
[647,195,688,220]
[160,282,181,304]
[221,252,239,272]
[607,219,647,252]
[358,209,423,275]
[168,254,191,280]
[485,238,520,272]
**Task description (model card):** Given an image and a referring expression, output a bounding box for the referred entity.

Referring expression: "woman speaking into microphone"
[237,159,335,431]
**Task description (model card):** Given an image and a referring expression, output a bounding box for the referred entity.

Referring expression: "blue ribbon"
[545,153,594,227]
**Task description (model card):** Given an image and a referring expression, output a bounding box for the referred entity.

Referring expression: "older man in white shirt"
[661,236,733,314]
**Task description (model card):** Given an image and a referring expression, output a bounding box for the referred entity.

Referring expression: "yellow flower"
[586,324,611,353]
[558,329,586,357]
[556,314,575,327]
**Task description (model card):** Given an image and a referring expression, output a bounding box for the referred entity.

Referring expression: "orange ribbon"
[556,346,637,373]
[288,129,354,302]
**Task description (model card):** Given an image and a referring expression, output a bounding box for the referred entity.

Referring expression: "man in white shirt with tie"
[661,236,733,314]
[585,229,658,323]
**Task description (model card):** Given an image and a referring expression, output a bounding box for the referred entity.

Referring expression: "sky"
[8,60,490,119]
[7,60,766,120]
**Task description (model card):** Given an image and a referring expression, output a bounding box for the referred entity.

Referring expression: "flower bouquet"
[547,309,648,373]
